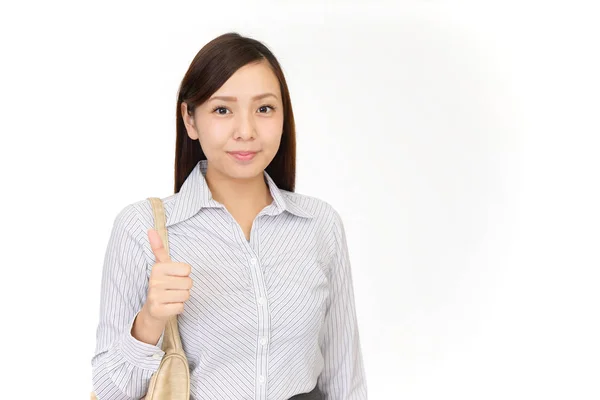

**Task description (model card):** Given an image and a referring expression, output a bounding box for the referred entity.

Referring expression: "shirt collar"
[167,159,314,227]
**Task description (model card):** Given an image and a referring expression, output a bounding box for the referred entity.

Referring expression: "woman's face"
[182,60,284,181]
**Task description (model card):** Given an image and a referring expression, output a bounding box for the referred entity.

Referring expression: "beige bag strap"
[147,197,184,354]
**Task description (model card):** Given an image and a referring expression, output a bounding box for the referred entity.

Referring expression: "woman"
[91,32,368,400]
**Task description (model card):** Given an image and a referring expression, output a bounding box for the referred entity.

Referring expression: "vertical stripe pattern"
[91,160,368,399]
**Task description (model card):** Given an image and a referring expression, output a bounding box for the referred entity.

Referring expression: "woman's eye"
[213,106,230,115]
[258,105,276,113]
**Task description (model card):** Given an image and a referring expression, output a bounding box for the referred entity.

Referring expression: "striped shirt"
[91,159,368,400]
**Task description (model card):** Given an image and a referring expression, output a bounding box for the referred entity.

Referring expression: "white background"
[1,1,598,399]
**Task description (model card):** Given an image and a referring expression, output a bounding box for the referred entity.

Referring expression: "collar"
[166,160,314,227]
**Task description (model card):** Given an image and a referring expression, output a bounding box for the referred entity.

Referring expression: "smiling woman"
[181,60,286,185]
[90,32,368,400]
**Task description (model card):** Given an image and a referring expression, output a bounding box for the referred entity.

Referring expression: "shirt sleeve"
[91,204,166,400]
[317,208,368,399]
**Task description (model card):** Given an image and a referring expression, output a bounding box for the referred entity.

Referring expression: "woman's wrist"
[131,305,166,346]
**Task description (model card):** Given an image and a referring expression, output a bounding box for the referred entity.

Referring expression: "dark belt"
[287,383,323,400]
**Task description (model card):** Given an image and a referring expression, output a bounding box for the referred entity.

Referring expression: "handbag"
[90,197,191,399]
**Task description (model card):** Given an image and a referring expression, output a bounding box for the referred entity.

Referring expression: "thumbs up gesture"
[141,228,194,323]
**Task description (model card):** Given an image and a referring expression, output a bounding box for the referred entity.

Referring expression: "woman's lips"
[228,151,257,161]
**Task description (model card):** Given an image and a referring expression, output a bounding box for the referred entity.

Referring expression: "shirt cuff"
[118,311,166,370]
[156,326,165,349]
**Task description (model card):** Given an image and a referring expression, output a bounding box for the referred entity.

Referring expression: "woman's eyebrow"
[208,92,278,102]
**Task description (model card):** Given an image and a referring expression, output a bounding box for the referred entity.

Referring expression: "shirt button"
[152,353,162,360]
[258,297,265,305]
[260,337,268,345]
[259,375,265,383]
[250,258,257,265]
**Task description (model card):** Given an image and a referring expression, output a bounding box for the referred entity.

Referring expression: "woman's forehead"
[213,62,280,99]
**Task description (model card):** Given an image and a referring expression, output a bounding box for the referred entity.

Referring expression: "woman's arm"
[317,207,368,399]
[91,205,165,400]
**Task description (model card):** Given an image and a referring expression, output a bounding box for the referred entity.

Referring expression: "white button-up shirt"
[91,159,368,399]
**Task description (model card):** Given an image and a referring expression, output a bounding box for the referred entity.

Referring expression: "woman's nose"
[234,112,257,139]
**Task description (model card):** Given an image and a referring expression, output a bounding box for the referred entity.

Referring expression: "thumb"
[148,228,171,263]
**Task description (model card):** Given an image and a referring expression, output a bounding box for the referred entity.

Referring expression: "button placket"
[233,213,270,399]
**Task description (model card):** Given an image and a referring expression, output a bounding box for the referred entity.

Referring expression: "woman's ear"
[181,102,199,140]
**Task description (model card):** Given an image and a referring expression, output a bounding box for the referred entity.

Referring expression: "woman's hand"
[142,228,194,323]
[131,228,194,345]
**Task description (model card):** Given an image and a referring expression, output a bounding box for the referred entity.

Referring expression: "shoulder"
[109,194,178,250]
[280,190,345,233]
[113,193,178,230]
[108,194,179,263]
[281,192,350,272]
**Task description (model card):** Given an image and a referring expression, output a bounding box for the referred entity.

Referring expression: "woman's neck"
[205,165,273,213]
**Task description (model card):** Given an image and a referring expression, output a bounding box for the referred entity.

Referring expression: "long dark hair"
[174,32,297,193]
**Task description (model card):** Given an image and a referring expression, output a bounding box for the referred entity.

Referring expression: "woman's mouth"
[228,151,257,162]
